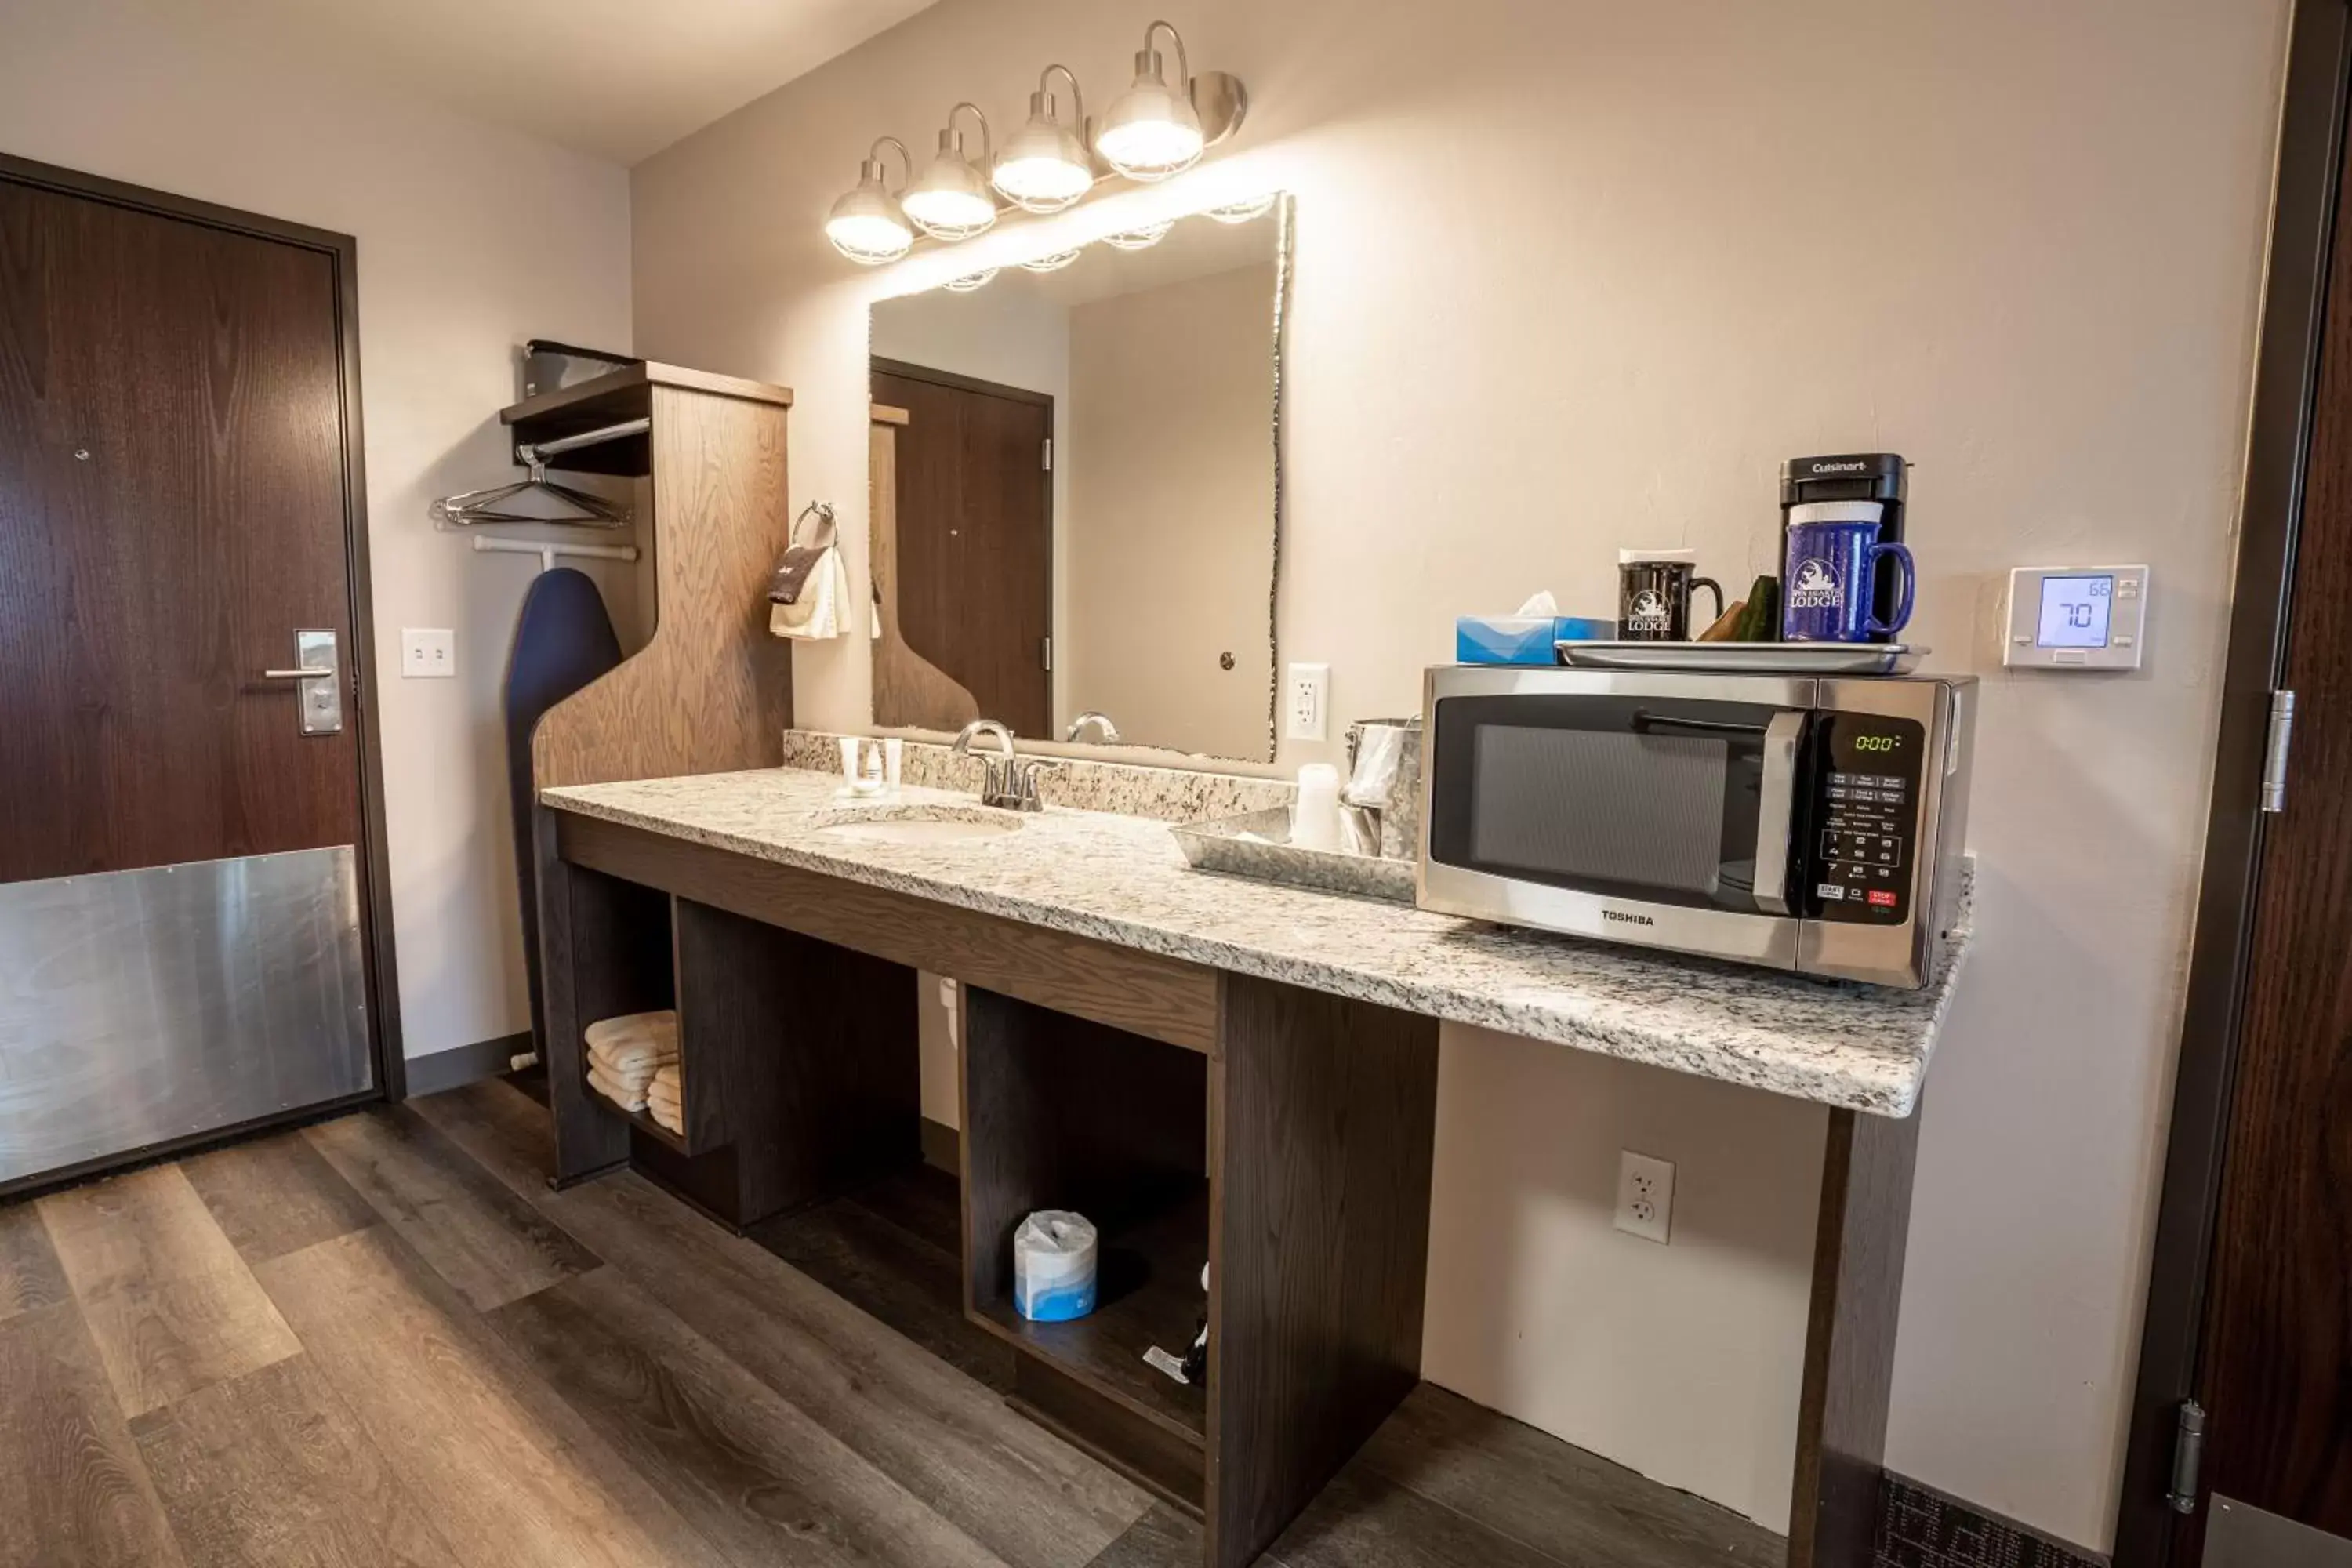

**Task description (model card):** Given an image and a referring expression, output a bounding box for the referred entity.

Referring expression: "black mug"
[1618,550,1724,641]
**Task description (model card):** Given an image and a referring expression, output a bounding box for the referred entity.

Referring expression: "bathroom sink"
[814,804,1025,846]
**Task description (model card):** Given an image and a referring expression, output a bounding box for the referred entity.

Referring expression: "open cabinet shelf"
[971,1178,1210,1447]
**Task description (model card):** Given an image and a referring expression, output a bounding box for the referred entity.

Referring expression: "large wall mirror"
[868,194,1290,761]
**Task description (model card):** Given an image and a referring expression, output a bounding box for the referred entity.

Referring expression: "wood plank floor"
[0,1077,1791,1568]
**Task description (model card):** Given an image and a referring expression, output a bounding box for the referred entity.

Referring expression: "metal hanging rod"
[517,416,650,463]
[470,535,640,574]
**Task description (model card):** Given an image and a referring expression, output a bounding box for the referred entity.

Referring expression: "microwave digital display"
[1804,715,1927,925]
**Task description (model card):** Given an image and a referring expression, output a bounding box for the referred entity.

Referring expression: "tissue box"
[1456,615,1616,665]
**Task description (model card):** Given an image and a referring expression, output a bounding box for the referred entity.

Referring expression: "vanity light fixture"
[1019,248,1085,273]
[1102,220,1174,250]
[1204,194,1278,224]
[902,103,998,242]
[826,136,916,265]
[944,269,999,292]
[1097,20,1210,180]
[823,25,1247,266]
[993,64,1094,214]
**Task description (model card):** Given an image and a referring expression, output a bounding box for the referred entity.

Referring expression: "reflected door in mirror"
[873,363,1053,739]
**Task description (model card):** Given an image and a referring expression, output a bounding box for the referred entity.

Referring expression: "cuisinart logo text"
[1601,909,1656,926]
[1807,459,1869,474]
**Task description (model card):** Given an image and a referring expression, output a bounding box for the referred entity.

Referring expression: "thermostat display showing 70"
[2005,565,2149,670]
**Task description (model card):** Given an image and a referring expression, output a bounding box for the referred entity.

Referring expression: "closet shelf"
[503,361,794,478]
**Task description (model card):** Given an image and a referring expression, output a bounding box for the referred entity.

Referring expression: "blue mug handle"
[1866,541,1915,637]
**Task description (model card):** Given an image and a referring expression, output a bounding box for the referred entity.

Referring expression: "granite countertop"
[543,767,1972,1116]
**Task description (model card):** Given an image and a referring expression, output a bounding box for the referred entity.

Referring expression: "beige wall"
[631,0,2289,1546]
[0,0,636,1061]
[1067,263,1276,758]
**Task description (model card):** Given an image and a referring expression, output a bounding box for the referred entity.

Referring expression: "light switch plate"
[401,628,456,678]
[1613,1150,1675,1243]
[1285,662,1330,741]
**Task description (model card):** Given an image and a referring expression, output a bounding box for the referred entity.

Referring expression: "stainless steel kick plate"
[2209,1496,2352,1568]
[0,847,374,1187]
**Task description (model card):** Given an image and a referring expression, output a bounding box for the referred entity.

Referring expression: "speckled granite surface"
[544,766,1971,1116]
[779,729,1294,822]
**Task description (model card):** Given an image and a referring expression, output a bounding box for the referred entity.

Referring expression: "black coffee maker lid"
[1781,452,1907,505]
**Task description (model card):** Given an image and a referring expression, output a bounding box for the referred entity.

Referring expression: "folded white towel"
[588,1029,678,1080]
[585,1011,677,1053]
[645,1063,681,1134]
[586,1064,648,1112]
[589,1050,674,1091]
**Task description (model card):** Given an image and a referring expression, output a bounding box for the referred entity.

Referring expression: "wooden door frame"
[0,150,407,1101]
[2114,2,2350,1560]
[870,355,1057,728]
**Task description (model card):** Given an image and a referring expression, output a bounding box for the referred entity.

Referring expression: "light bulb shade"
[1204,194,1276,224]
[1102,221,1172,251]
[902,145,996,241]
[1096,56,1203,180]
[945,268,998,292]
[826,176,913,265]
[993,113,1094,214]
[1019,249,1084,274]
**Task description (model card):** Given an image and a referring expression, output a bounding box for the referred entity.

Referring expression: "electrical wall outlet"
[1285,662,1330,741]
[401,628,456,679]
[1613,1150,1675,1243]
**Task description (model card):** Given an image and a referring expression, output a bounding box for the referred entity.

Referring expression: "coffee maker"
[1780,453,1909,642]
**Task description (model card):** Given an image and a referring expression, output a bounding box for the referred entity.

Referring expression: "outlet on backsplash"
[1285,662,1330,742]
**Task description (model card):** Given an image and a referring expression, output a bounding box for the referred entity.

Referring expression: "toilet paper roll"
[1013,1210,1098,1323]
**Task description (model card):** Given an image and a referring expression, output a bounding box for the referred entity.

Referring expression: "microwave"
[1418,667,1976,987]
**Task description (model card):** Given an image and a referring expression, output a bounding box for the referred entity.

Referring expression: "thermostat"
[2004,564,2148,670]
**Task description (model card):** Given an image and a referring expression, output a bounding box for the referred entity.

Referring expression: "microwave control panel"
[1803,713,1928,924]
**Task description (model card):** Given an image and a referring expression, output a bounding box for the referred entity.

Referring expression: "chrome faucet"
[953,718,1048,811]
[1064,710,1121,744]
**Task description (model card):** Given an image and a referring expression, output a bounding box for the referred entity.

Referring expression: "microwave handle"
[1753,710,1807,916]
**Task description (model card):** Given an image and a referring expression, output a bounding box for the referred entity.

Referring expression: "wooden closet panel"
[532,383,792,789]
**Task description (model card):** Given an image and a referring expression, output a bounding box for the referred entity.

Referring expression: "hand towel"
[584,1010,677,1053]
[647,1063,684,1134]
[587,1063,648,1112]
[589,1031,678,1080]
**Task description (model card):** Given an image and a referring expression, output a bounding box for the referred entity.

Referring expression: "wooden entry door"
[2170,53,2352,1563]
[873,360,1053,739]
[0,158,391,1189]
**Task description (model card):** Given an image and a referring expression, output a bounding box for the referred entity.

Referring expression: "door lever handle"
[263,630,344,735]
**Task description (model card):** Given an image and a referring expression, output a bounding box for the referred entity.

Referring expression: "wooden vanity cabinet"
[541,851,922,1229]
[959,978,1443,1566]
[543,808,1918,1568]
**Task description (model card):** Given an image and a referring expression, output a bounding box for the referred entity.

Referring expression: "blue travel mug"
[1780,503,1915,642]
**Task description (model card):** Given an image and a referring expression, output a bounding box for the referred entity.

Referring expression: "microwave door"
[1418,681,1811,968]
[1751,710,1807,916]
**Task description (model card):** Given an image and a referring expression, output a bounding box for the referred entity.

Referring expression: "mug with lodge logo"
[1617,549,1724,642]
[1781,502,1915,642]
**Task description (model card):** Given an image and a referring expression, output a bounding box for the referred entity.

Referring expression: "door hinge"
[1042,437,1053,472]
[2167,1399,2206,1514]
[1040,635,1053,671]
[2261,690,2297,812]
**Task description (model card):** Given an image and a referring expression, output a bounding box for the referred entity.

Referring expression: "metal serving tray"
[1170,808,1419,904]
[1555,640,1928,675]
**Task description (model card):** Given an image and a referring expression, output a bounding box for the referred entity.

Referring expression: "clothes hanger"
[428,417,646,528]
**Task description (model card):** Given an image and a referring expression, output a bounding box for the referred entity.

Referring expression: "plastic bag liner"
[1013,1210,1098,1322]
